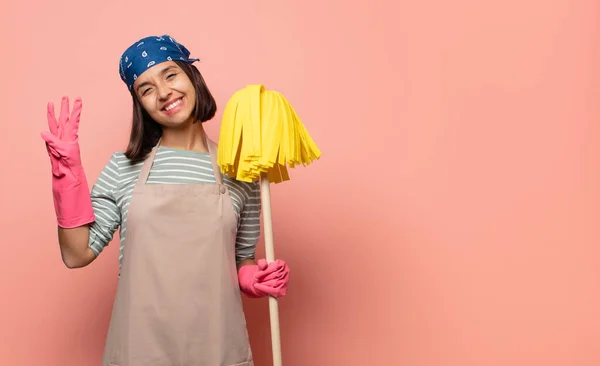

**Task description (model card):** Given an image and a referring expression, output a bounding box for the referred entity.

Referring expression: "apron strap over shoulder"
[135,140,161,189]
[206,138,224,186]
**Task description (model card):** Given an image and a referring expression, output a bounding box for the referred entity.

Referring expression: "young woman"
[41,34,290,366]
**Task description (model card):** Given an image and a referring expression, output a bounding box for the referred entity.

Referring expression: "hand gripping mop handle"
[260,173,283,366]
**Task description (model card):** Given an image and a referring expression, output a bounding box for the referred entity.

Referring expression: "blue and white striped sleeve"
[88,153,122,256]
[235,181,262,263]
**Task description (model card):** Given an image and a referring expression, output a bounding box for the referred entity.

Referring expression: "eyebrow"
[136,65,178,93]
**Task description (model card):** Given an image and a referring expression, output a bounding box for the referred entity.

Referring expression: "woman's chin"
[159,118,195,130]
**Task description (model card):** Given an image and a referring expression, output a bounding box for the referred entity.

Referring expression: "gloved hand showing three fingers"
[238,259,290,298]
[41,96,95,228]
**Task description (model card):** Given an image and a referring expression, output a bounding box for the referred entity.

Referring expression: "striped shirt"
[87,146,261,269]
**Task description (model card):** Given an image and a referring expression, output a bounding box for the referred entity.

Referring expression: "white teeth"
[165,99,182,111]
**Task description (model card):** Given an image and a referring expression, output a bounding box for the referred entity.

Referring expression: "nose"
[156,81,172,101]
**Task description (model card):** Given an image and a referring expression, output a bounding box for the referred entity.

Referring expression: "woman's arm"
[58,226,96,268]
[55,152,122,269]
[234,181,262,264]
[237,258,257,271]
[41,96,98,268]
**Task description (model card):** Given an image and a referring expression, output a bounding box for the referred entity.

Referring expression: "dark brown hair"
[124,61,217,161]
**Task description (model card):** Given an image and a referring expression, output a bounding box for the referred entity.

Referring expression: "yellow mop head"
[217,84,321,184]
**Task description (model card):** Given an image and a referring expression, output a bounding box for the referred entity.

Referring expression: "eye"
[166,73,176,80]
[142,87,152,96]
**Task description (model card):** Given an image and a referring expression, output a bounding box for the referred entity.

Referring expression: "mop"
[217,84,321,366]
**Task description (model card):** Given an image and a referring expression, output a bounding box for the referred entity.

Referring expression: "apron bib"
[102,139,253,366]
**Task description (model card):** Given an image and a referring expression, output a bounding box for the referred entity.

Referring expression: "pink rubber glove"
[238,259,290,298]
[41,96,95,228]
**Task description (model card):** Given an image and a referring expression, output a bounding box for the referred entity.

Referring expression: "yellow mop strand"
[217,84,321,183]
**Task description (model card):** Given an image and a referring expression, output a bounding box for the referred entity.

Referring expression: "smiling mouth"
[163,97,183,111]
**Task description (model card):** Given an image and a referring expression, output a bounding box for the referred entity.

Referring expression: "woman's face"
[133,61,196,127]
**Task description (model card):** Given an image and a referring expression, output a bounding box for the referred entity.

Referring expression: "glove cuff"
[237,265,264,298]
[52,166,95,228]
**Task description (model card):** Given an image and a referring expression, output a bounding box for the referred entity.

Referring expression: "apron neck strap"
[206,138,223,186]
[136,140,160,188]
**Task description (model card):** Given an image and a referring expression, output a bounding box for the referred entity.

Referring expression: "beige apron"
[102,139,253,366]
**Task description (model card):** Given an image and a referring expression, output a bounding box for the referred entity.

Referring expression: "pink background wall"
[2,0,600,365]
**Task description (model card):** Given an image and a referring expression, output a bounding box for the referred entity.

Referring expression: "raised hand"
[41,96,84,182]
[41,96,95,228]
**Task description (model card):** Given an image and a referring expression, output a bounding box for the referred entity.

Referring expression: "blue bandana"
[119,34,199,90]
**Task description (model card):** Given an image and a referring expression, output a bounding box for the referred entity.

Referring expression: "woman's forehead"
[133,61,180,87]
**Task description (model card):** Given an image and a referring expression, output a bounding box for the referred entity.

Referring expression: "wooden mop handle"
[260,174,283,366]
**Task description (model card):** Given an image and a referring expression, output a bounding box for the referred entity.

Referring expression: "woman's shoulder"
[101,151,145,174]
[223,175,260,195]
